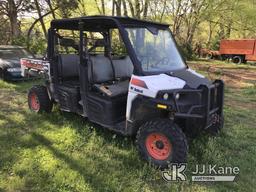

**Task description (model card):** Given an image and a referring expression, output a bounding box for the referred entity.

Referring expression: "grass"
[0,68,256,191]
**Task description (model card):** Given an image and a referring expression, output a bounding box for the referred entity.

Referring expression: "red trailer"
[219,39,256,64]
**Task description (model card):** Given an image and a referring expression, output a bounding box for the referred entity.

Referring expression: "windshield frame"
[123,26,188,75]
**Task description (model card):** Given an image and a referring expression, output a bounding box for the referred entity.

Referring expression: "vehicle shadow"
[30,132,122,191]
[0,96,163,190]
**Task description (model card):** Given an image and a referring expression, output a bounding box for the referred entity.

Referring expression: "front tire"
[28,85,53,113]
[136,119,188,169]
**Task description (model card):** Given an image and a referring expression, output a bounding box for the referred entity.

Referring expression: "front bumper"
[152,80,224,128]
[131,80,224,130]
[174,80,224,128]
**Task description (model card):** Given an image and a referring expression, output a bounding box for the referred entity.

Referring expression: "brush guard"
[174,80,224,129]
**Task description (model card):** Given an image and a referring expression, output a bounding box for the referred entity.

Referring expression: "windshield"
[125,27,185,72]
[0,48,33,60]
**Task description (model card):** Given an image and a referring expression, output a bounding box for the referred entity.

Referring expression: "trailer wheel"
[136,119,188,168]
[232,56,242,64]
[220,55,226,61]
[206,53,213,60]
[28,85,53,113]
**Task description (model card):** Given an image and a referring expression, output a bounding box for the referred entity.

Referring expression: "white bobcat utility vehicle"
[21,16,224,168]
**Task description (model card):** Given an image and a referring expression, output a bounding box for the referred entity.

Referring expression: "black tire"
[206,53,213,60]
[28,85,53,113]
[232,56,242,64]
[220,55,226,61]
[136,119,188,169]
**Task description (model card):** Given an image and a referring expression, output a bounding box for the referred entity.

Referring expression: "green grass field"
[0,62,255,192]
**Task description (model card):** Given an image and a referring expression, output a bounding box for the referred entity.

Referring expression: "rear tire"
[28,85,53,113]
[136,119,188,169]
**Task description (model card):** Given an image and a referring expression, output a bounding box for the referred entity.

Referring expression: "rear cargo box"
[219,39,256,55]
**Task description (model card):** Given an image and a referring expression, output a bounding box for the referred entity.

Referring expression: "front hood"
[0,58,21,68]
[172,68,211,88]
[129,68,211,98]
[130,74,186,98]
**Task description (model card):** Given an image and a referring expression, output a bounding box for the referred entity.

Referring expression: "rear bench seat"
[88,55,134,97]
[58,54,134,97]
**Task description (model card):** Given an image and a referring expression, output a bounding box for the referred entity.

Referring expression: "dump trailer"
[219,39,256,64]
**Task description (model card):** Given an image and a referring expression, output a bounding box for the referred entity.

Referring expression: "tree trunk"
[95,0,103,14]
[7,0,20,40]
[143,0,149,19]
[207,21,213,48]
[159,0,167,22]
[127,0,135,17]
[115,0,122,16]
[101,0,105,15]
[122,0,128,16]
[45,0,56,19]
[112,0,115,16]
[34,0,47,39]
[226,21,232,38]
[135,0,141,18]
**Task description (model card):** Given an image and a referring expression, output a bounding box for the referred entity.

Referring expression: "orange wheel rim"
[30,92,39,111]
[145,133,172,160]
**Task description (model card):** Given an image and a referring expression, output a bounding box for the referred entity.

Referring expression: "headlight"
[163,93,169,100]
[7,67,21,73]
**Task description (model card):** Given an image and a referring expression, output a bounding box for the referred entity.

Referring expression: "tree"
[0,14,10,44]
[55,0,79,18]
[45,0,56,19]
[34,0,47,39]
[0,0,32,41]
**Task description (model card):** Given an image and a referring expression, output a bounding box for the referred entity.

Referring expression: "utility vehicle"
[21,16,224,168]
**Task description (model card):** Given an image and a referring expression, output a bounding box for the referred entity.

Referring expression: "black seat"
[88,54,114,83]
[58,54,80,86]
[58,54,134,97]
[112,56,134,79]
[88,55,133,97]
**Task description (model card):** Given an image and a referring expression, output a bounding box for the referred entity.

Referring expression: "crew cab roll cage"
[47,16,172,84]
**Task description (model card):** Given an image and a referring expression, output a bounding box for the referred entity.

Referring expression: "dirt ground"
[188,61,256,89]
[188,60,256,111]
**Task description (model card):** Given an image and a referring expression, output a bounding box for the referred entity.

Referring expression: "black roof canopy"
[51,15,170,31]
